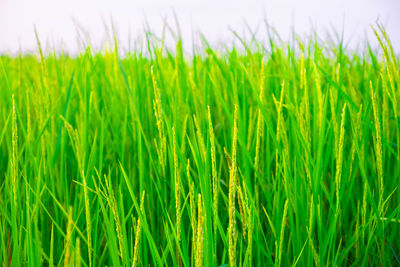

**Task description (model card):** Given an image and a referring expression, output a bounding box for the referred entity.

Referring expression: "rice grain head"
[335,104,346,211]
[132,191,145,267]
[64,207,73,267]
[207,106,219,237]
[11,94,18,208]
[370,81,384,199]
[196,194,204,267]
[228,104,239,267]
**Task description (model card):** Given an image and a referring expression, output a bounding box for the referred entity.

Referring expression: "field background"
[0,24,400,266]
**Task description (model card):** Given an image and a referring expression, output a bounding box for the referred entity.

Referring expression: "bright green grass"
[0,25,399,266]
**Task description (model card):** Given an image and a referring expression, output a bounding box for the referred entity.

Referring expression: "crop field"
[0,26,399,266]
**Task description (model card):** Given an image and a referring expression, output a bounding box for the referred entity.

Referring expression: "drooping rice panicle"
[254,61,265,175]
[75,238,81,267]
[276,200,289,267]
[207,106,219,238]
[11,94,18,208]
[237,185,246,237]
[299,56,312,186]
[313,63,324,131]
[194,114,207,162]
[274,80,286,177]
[151,66,167,173]
[62,118,92,266]
[189,175,197,265]
[64,207,73,267]
[335,104,346,211]
[172,127,181,243]
[104,173,124,261]
[82,172,92,267]
[348,105,363,177]
[308,195,320,266]
[329,88,339,159]
[370,81,384,200]
[196,194,204,267]
[228,104,239,267]
[132,191,145,267]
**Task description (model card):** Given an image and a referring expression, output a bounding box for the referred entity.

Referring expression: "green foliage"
[0,26,399,266]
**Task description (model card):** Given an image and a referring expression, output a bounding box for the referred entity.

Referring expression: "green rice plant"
[0,24,399,267]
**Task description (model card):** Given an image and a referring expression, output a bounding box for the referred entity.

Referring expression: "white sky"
[0,0,399,54]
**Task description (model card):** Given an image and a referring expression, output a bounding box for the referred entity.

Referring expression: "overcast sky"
[0,0,399,54]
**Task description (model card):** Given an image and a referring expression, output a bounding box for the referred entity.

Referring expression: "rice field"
[0,25,399,266]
